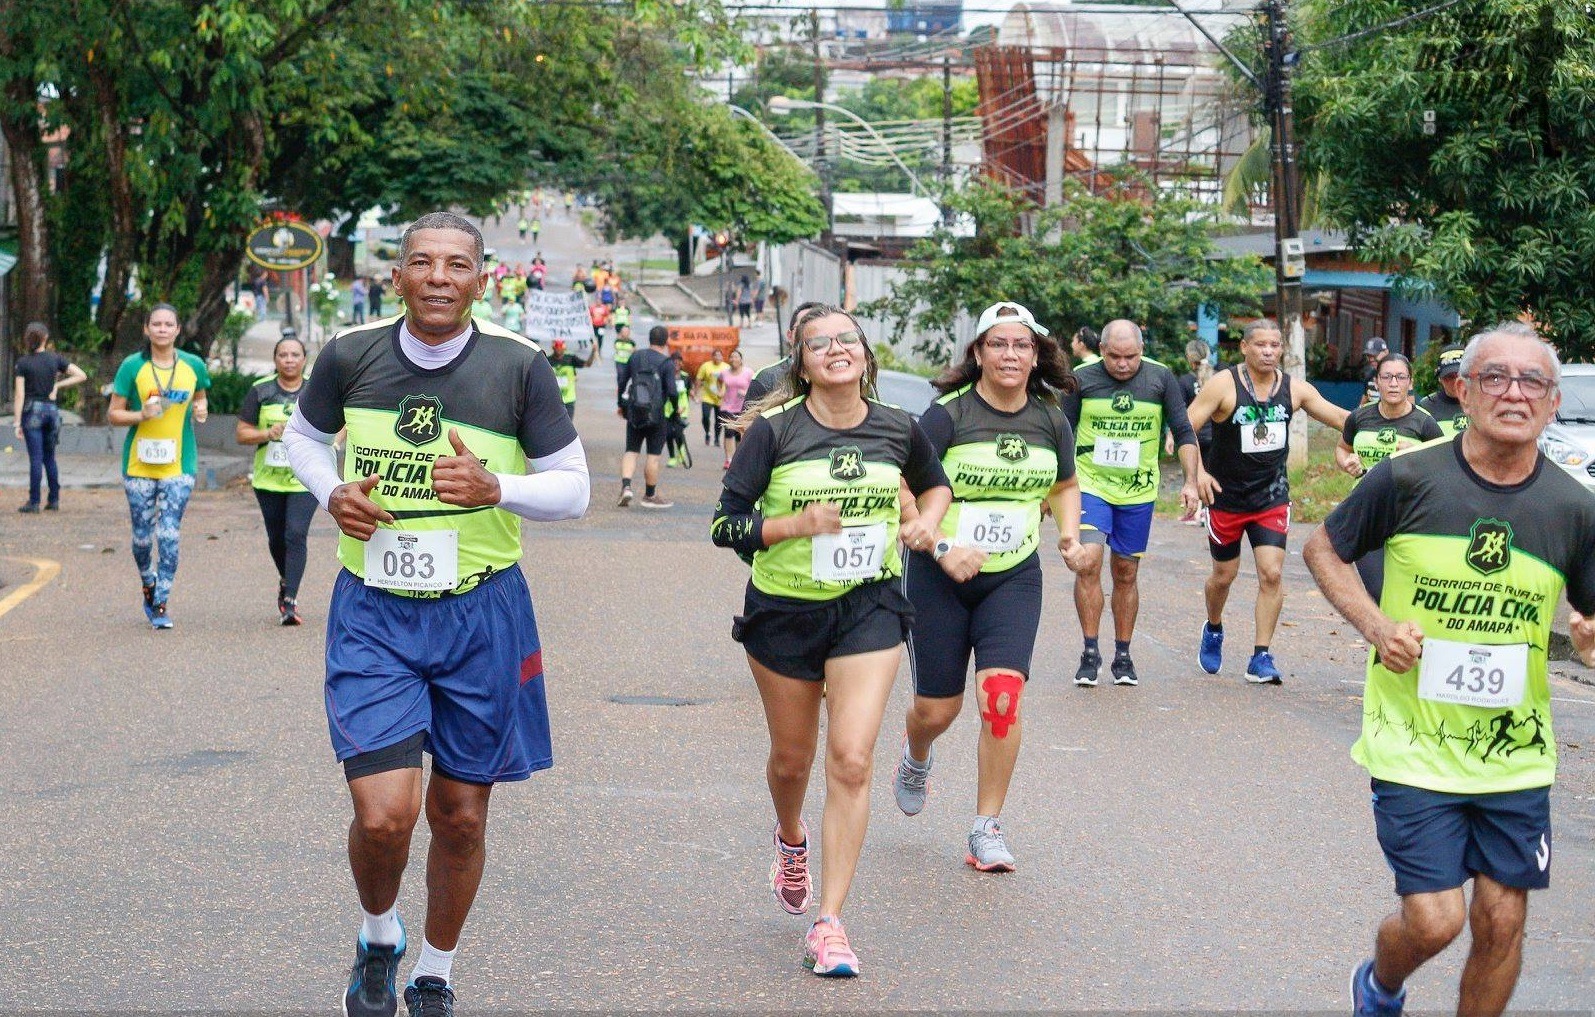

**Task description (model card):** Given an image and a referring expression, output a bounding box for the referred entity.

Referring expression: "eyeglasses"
[1468,370,1554,399]
[1377,373,1410,383]
[800,330,865,353]
[982,339,1036,354]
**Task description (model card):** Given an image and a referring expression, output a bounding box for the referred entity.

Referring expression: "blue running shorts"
[1371,778,1552,895]
[325,567,552,785]
[1079,492,1155,558]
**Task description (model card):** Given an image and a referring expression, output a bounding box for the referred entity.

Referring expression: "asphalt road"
[3,212,1593,1014]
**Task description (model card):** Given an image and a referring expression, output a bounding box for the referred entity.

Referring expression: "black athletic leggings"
[255,489,318,599]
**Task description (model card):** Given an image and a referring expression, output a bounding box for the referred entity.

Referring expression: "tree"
[862,176,1271,364]
[1293,0,1595,355]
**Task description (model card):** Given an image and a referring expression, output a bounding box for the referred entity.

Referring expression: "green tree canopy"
[1293,0,1595,355]
[862,176,1271,364]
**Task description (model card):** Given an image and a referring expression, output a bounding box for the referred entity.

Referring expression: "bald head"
[1100,319,1146,381]
[1101,319,1144,348]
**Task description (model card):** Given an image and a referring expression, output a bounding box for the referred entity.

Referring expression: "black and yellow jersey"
[711,396,949,602]
[919,385,1074,573]
[1063,359,1195,506]
[1325,439,1595,794]
[296,318,577,596]
[1417,391,1469,437]
[1342,402,1444,473]
[239,378,308,494]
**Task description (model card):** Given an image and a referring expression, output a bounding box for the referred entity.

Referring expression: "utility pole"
[1262,0,1308,467]
[941,54,953,227]
[811,8,832,245]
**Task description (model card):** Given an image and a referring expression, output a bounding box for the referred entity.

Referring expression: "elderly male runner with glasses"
[1305,322,1595,1017]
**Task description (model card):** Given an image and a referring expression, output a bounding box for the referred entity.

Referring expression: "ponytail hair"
[23,321,50,353]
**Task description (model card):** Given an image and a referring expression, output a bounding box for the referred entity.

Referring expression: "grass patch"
[635,257,679,272]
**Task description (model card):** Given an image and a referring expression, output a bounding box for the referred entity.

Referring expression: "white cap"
[974,301,1049,339]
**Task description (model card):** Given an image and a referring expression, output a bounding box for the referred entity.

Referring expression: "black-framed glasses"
[1377,373,1410,383]
[801,330,865,353]
[983,338,1036,354]
[1468,370,1554,399]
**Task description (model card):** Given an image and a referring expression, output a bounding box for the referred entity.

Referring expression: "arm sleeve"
[238,384,263,426]
[1162,372,1197,448]
[295,342,346,434]
[283,411,343,509]
[915,402,954,459]
[1052,405,1077,482]
[494,436,589,521]
[902,419,952,495]
[1322,460,1402,563]
[711,416,776,558]
[517,355,580,458]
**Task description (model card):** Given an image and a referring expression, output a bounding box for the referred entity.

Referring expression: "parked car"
[1539,363,1595,496]
[874,369,936,420]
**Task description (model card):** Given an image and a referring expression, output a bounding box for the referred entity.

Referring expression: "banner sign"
[523,289,595,357]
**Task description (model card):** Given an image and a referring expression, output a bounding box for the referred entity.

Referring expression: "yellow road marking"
[0,557,62,620]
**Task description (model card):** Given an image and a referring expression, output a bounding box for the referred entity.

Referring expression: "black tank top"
[1208,364,1294,512]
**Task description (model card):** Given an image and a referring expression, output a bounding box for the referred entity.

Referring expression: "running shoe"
[770,820,812,914]
[1073,648,1101,687]
[639,494,674,509]
[1198,623,1223,674]
[617,487,634,507]
[44,501,59,511]
[17,503,39,514]
[966,817,1016,872]
[892,740,932,816]
[280,598,302,626]
[803,916,859,977]
[1350,958,1405,1016]
[342,925,406,1017]
[1246,650,1283,685]
[1110,653,1139,687]
[402,976,454,1017]
[142,584,157,624]
[151,603,173,631]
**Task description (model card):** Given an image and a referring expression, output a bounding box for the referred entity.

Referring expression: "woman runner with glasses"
[1336,352,1443,597]
[711,304,951,978]
[889,301,1089,872]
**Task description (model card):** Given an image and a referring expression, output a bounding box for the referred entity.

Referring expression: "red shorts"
[1207,503,1289,561]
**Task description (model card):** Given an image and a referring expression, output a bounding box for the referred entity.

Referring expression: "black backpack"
[626,357,665,428]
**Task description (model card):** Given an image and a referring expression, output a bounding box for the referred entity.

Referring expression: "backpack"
[626,356,665,428]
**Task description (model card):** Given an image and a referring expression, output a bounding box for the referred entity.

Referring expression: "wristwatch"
[932,538,953,561]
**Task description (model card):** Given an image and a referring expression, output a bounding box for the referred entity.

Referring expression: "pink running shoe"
[770,821,812,915]
[803,916,859,977]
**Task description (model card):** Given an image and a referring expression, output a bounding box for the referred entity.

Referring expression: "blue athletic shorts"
[1079,493,1156,558]
[1371,778,1552,895]
[325,567,552,785]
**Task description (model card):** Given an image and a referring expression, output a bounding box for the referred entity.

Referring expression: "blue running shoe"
[343,923,406,1017]
[150,603,173,631]
[404,975,455,1017]
[141,584,156,624]
[1246,650,1283,684]
[1350,958,1405,1016]
[1198,623,1223,674]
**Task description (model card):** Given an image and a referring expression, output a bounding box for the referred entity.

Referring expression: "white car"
[1539,363,1595,496]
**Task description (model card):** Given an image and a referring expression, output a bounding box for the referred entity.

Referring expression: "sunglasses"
[801,330,866,353]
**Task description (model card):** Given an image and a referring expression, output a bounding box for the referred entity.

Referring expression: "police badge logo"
[395,394,444,447]
[995,433,1029,463]
[1465,518,1513,577]
[829,445,866,482]
[1377,426,1397,445]
[1111,391,1135,414]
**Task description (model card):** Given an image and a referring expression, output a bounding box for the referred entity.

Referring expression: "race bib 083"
[364,529,459,592]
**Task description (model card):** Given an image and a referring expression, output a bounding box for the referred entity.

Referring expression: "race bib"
[263,441,291,468]
[956,506,1026,553]
[1242,420,1287,453]
[364,529,459,592]
[811,523,887,582]
[1092,436,1139,469]
[136,438,177,465]
[1417,639,1529,709]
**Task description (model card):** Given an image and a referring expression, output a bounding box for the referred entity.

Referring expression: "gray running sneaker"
[892,740,932,816]
[966,817,1016,872]
[1073,649,1101,688]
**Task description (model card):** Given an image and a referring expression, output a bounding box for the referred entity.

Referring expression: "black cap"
[1364,337,1388,356]
[1436,343,1465,378]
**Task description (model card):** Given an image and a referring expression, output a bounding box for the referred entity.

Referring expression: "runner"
[695,347,727,446]
[1062,320,1201,688]
[743,301,823,407]
[891,301,1087,873]
[611,324,636,398]
[12,321,87,513]
[1185,318,1349,683]
[1173,337,1214,525]
[549,338,596,421]
[718,348,754,469]
[1417,343,1469,436]
[280,212,589,1017]
[106,303,211,630]
[1070,326,1101,367]
[616,324,678,508]
[1302,322,1595,1017]
[1336,352,1443,599]
[235,335,315,625]
[710,303,951,978]
[664,351,693,469]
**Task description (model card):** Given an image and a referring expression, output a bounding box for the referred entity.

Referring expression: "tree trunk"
[1,90,53,332]
[91,59,135,348]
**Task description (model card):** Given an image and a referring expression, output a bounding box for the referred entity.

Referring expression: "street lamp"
[727,104,815,172]
[767,95,932,198]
